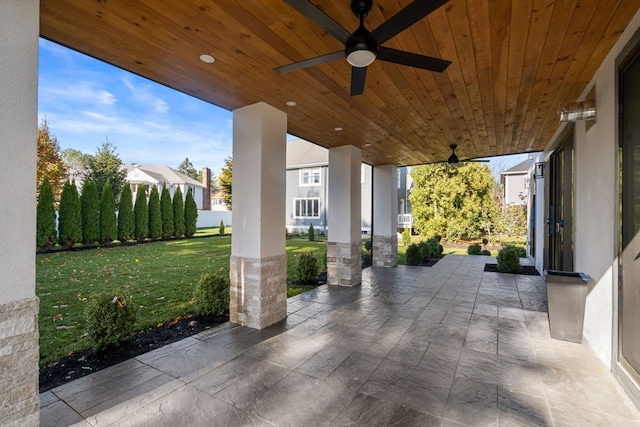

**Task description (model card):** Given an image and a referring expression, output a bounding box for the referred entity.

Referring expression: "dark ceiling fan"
[447,144,490,166]
[275,0,451,96]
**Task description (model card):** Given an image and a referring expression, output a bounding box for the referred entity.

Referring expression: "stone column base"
[327,242,362,287]
[229,254,287,329]
[0,297,39,427]
[372,235,398,267]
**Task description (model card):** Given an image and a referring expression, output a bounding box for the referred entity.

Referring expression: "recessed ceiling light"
[386,155,392,158]
[364,143,372,147]
[199,54,215,64]
[334,127,343,131]
[286,101,297,107]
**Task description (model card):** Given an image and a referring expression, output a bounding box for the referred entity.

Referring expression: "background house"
[286,139,372,235]
[124,165,205,210]
[501,160,530,206]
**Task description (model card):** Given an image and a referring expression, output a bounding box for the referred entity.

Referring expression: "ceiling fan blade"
[377,47,450,72]
[284,0,351,44]
[350,66,367,96]
[371,0,449,45]
[463,159,490,163]
[274,51,344,74]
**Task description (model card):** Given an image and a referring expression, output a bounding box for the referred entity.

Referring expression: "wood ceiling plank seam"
[446,0,488,156]
[503,0,533,156]
[509,0,556,153]
[488,0,512,155]
[467,0,497,155]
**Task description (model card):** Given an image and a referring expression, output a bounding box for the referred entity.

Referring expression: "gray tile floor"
[40,255,640,426]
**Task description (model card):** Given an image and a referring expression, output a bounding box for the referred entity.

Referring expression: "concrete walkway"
[40,255,640,426]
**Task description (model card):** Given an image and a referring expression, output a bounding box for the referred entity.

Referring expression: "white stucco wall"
[328,145,362,243]
[547,8,640,368]
[373,165,398,236]
[0,0,38,304]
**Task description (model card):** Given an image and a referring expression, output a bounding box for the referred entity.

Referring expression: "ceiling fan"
[275,0,451,96]
[447,144,490,166]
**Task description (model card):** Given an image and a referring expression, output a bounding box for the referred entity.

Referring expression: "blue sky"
[38,38,528,177]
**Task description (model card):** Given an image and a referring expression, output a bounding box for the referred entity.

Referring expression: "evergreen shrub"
[497,247,522,273]
[134,187,148,242]
[184,188,198,237]
[481,249,491,256]
[81,179,100,245]
[467,244,482,255]
[406,243,423,266]
[118,183,134,242]
[99,180,117,245]
[402,228,412,247]
[296,252,319,285]
[173,187,185,237]
[160,185,174,239]
[85,290,136,351]
[219,220,225,236]
[193,273,229,316]
[37,177,57,250]
[308,224,315,241]
[364,238,372,252]
[58,181,82,248]
[148,186,162,240]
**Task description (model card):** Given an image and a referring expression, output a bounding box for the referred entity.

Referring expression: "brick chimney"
[201,167,211,210]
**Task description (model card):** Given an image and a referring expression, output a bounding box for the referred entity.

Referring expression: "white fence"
[197,210,232,229]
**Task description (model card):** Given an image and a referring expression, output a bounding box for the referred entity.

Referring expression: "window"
[294,198,320,218]
[300,167,321,186]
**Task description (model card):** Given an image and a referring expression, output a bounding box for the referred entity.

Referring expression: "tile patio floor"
[40,255,640,426]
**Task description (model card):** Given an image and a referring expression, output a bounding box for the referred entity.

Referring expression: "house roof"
[501,160,530,176]
[40,1,639,166]
[286,139,328,169]
[125,165,205,188]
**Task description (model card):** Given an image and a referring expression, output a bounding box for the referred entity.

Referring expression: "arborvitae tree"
[134,187,149,242]
[99,180,117,245]
[58,181,82,248]
[173,186,185,237]
[219,220,225,236]
[80,179,100,245]
[118,183,134,242]
[160,185,174,239]
[148,186,162,240]
[36,176,57,250]
[184,187,198,237]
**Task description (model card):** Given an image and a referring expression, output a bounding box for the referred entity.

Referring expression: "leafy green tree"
[177,157,198,180]
[86,140,127,202]
[58,181,82,248]
[118,183,134,242]
[36,176,57,250]
[218,156,232,210]
[148,186,162,240]
[496,204,527,236]
[409,163,496,241]
[173,187,185,237]
[37,118,67,204]
[134,187,149,242]
[184,187,198,237]
[160,185,174,239]
[80,179,100,245]
[99,180,117,245]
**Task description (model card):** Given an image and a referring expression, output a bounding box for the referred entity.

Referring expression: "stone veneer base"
[0,297,39,427]
[327,242,362,287]
[372,235,398,267]
[229,254,287,330]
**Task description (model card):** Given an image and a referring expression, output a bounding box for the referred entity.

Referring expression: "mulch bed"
[39,313,227,392]
[484,263,540,276]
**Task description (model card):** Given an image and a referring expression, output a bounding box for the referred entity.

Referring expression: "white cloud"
[40,81,117,106]
[121,75,169,114]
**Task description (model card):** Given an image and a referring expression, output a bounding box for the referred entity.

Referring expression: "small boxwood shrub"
[481,249,491,256]
[219,220,225,236]
[467,244,482,255]
[193,273,230,316]
[497,247,522,273]
[419,239,439,260]
[85,290,137,351]
[296,252,319,285]
[364,238,372,252]
[406,243,423,266]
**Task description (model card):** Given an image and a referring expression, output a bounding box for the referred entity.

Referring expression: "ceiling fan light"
[346,49,376,67]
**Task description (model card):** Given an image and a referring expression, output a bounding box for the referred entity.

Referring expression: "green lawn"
[37,235,325,366]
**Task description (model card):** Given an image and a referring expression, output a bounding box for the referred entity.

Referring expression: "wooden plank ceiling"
[39,0,640,166]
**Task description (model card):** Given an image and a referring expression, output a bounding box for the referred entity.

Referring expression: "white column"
[0,1,40,425]
[327,145,362,286]
[372,165,398,267]
[230,102,287,329]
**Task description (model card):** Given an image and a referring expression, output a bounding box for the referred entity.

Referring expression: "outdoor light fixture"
[345,25,378,67]
[535,162,544,179]
[558,100,596,122]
